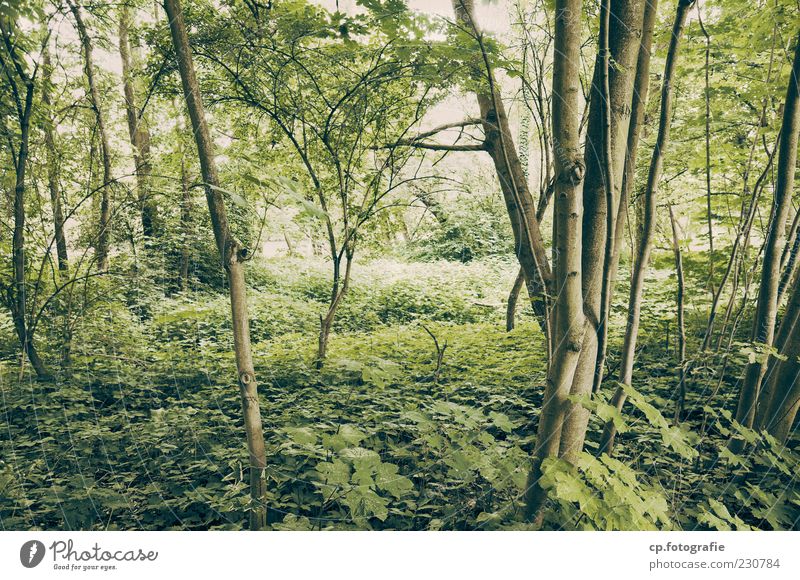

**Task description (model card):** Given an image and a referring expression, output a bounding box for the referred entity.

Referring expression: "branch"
[405,118,483,142]
[380,141,486,152]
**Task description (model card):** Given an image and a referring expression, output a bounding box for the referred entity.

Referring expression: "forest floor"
[0,255,795,530]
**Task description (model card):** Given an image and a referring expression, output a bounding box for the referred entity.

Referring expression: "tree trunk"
[179,151,192,291]
[590,0,619,399]
[731,32,800,450]
[174,101,193,292]
[699,6,714,293]
[778,207,800,304]
[669,206,687,423]
[598,0,693,456]
[597,0,659,397]
[558,0,645,462]
[507,178,555,332]
[0,24,51,380]
[67,0,113,270]
[702,31,779,350]
[760,263,800,442]
[119,4,156,240]
[316,253,352,367]
[451,0,553,356]
[42,47,69,273]
[524,0,585,524]
[506,267,526,331]
[165,0,268,530]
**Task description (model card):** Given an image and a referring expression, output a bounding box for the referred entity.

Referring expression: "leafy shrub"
[406,195,514,263]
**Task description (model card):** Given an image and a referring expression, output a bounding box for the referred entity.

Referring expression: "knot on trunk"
[226,238,250,266]
[239,371,254,386]
[558,160,585,186]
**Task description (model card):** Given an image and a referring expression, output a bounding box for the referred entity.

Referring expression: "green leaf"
[489,411,513,433]
[284,426,318,446]
[316,460,351,486]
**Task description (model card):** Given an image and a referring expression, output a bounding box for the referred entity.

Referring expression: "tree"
[731,30,800,450]
[744,31,800,444]
[66,0,113,271]
[204,1,441,365]
[451,0,554,356]
[119,3,157,240]
[599,0,695,456]
[0,13,50,380]
[42,45,68,273]
[557,0,645,462]
[524,0,585,524]
[164,0,268,530]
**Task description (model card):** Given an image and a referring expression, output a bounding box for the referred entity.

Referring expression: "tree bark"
[598,0,693,456]
[164,0,268,530]
[524,0,585,524]
[698,5,714,293]
[506,267,526,331]
[669,206,687,423]
[179,149,192,291]
[597,0,659,398]
[0,23,50,379]
[451,0,554,356]
[731,32,800,450]
[558,0,645,462]
[119,3,156,240]
[42,47,69,273]
[67,0,113,270]
[316,252,352,366]
[757,250,800,432]
[760,265,800,442]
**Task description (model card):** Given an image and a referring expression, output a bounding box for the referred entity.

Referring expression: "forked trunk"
[558,0,645,462]
[451,0,554,357]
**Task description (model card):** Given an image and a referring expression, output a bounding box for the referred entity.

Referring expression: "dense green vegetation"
[1,0,800,531]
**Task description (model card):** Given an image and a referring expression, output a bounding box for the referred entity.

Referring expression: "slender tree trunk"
[0,18,51,380]
[42,47,69,273]
[506,267,526,331]
[179,150,192,291]
[590,0,619,397]
[317,252,352,366]
[598,0,693,456]
[731,32,800,450]
[507,182,553,332]
[67,0,113,270]
[698,5,714,293]
[173,100,192,291]
[9,77,49,380]
[452,0,554,357]
[702,29,779,350]
[597,0,659,399]
[669,206,687,423]
[558,0,645,462]
[119,4,156,240]
[165,0,268,530]
[778,207,800,304]
[524,0,585,524]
